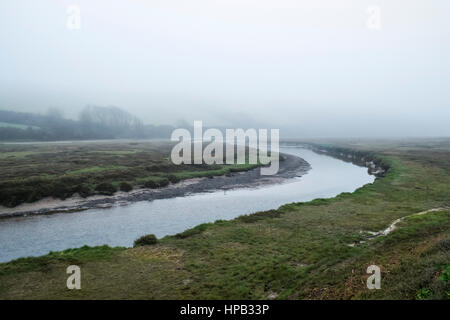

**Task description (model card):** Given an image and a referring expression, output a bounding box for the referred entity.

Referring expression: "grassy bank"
[0,141,259,207]
[0,139,449,299]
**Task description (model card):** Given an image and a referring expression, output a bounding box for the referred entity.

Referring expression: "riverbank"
[0,147,371,262]
[0,139,449,300]
[0,152,309,218]
[0,141,266,209]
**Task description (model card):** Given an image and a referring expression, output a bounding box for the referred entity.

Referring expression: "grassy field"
[0,141,259,207]
[0,139,449,299]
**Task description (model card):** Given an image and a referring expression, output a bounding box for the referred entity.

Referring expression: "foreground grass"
[0,139,449,299]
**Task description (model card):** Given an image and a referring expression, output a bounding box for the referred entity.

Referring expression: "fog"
[1,0,449,137]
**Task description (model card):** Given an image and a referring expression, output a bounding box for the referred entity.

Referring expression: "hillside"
[0,107,174,141]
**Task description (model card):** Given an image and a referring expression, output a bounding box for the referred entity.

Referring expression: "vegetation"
[119,182,133,192]
[0,139,449,299]
[0,245,123,277]
[0,141,259,207]
[0,107,175,141]
[134,234,158,247]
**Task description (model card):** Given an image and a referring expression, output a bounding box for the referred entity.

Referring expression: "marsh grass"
[0,142,260,207]
[0,139,449,299]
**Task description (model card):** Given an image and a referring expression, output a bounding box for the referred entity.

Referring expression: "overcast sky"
[0,0,449,137]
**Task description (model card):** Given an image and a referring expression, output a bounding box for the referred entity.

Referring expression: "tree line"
[0,106,175,141]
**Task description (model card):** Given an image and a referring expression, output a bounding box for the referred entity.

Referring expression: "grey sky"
[0,0,449,137]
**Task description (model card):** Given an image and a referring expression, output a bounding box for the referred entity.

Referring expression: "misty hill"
[0,106,174,141]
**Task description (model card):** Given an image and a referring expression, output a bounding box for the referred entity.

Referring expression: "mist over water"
[1,0,449,137]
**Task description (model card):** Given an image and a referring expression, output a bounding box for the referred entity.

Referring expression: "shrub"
[52,182,74,200]
[119,182,133,192]
[167,174,180,183]
[440,266,450,282]
[26,190,40,203]
[95,182,117,195]
[134,234,157,247]
[158,178,170,187]
[416,288,432,300]
[143,180,158,188]
[76,184,92,198]
[144,178,170,189]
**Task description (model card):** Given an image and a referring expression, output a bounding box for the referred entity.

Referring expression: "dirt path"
[348,207,450,247]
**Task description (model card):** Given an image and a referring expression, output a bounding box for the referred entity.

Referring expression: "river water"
[0,147,375,263]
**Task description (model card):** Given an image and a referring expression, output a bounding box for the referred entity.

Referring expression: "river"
[0,147,375,263]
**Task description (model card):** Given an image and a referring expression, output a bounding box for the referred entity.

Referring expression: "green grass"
[67,165,126,175]
[0,139,449,299]
[0,151,40,159]
[89,150,139,155]
[0,245,124,277]
[174,163,259,179]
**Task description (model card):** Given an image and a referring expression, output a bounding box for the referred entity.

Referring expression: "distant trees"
[79,105,145,139]
[0,109,80,141]
[0,106,174,141]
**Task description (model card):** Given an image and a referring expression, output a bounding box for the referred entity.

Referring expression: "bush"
[144,178,170,189]
[416,288,432,300]
[143,180,158,188]
[26,190,40,203]
[52,182,74,200]
[158,178,170,187]
[134,234,157,247]
[440,266,450,282]
[95,182,117,195]
[119,182,133,192]
[168,174,180,183]
[75,184,92,198]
